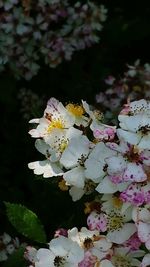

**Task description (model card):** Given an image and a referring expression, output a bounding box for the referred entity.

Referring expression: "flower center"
[107,212,124,231]
[66,103,84,116]
[112,255,131,267]
[54,256,65,267]
[58,139,68,153]
[47,119,64,133]
[83,238,93,249]
[77,154,87,166]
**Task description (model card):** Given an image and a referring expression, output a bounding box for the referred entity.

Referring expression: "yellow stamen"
[47,119,64,133]
[66,103,84,117]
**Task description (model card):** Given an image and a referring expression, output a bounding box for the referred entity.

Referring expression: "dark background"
[1,0,150,244]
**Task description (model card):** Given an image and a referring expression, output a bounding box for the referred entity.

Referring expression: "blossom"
[26,236,84,267]
[85,142,116,183]
[117,99,150,149]
[68,227,112,263]
[29,98,75,141]
[60,135,91,188]
[87,198,136,244]
[110,247,145,267]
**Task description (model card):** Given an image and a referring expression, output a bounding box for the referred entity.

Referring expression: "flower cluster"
[0,232,24,262]
[0,0,107,79]
[28,97,150,266]
[96,60,150,123]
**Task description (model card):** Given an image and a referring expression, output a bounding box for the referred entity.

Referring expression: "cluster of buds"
[27,97,150,266]
[96,60,150,123]
[0,0,107,79]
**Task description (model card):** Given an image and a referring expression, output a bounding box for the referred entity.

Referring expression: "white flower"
[85,142,116,183]
[60,136,90,188]
[45,127,82,162]
[100,204,136,244]
[31,236,84,267]
[29,98,75,142]
[68,227,112,260]
[60,135,90,169]
[117,99,150,149]
[111,247,145,267]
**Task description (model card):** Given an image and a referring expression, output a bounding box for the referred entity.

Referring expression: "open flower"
[27,236,84,267]
[117,99,150,149]
[29,98,75,142]
[110,247,145,267]
[60,135,91,188]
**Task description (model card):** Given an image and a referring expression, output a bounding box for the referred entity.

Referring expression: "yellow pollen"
[59,140,68,152]
[47,119,64,133]
[58,179,69,191]
[107,213,124,231]
[112,197,123,209]
[66,103,84,116]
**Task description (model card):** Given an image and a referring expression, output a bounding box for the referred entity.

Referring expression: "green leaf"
[5,202,46,243]
[2,247,26,267]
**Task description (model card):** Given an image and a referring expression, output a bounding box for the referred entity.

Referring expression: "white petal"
[63,166,85,188]
[101,259,115,267]
[139,133,150,150]
[107,223,136,244]
[141,254,150,267]
[69,186,84,201]
[35,139,51,156]
[60,136,90,169]
[137,222,150,242]
[123,162,147,182]
[29,118,40,123]
[117,129,141,145]
[96,176,118,193]
[36,248,54,267]
[84,158,105,181]
[106,155,126,175]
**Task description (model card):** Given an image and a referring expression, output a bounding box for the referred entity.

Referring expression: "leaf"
[2,247,26,267]
[5,202,46,243]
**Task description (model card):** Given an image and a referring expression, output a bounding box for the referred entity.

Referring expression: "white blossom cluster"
[0,0,107,79]
[96,60,150,122]
[27,97,150,266]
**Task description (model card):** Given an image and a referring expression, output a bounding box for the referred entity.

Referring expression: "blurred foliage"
[0,1,150,265]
